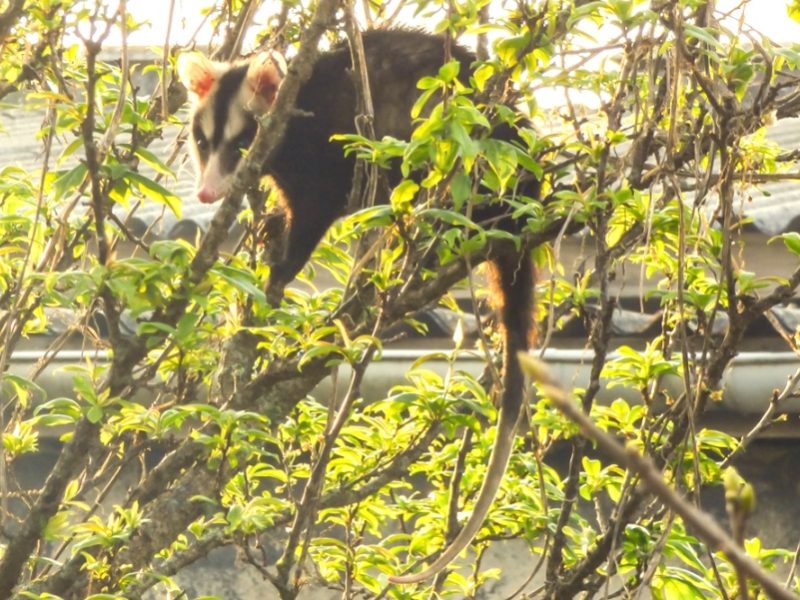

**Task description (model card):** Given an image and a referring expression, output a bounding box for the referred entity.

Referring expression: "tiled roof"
[0,91,203,236]
[738,118,800,234]
[4,96,800,239]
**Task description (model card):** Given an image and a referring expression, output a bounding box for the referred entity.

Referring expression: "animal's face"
[177,52,283,203]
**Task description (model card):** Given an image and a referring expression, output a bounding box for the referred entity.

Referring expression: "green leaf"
[779,231,800,256]
[418,207,481,230]
[683,24,723,52]
[450,171,472,209]
[2,373,44,408]
[390,180,419,211]
[52,163,87,200]
[789,1,800,23]
[348,204,395,228]
[120,169,181,216]
[86,405,104,424]
[298,342,345,368]
[35,397,82,422]
[176,311,202,342]
[410,86,438,120]
[72,374,97,404]
[472,63,494,92]
[131,146,176,178]
[58,137,84,163]
[211,264,266,304]
[438,60,460,83]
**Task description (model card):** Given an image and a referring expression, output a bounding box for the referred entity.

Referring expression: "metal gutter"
[6,348,800,416]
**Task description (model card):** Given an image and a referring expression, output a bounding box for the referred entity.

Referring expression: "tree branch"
[521,355,798,600]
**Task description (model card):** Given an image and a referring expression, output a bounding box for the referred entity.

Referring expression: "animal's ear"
[177,52,221,99]
[245,51,285,112]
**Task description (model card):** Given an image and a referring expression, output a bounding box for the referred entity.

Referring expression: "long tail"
[389,249,533,584]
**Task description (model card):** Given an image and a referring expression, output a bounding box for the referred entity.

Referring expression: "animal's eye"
[195,132,208,151]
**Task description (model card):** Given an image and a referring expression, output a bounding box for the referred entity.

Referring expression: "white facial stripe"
[224,100,246,144]
[199,107,215,148]
[200,153,231,199]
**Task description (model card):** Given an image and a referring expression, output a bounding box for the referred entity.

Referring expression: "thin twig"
[722,367,800,468]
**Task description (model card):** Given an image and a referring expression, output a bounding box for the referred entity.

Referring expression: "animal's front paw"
[265,267,290,307]
[265,278,286,307]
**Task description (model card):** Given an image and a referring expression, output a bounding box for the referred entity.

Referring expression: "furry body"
[178,29,538,583]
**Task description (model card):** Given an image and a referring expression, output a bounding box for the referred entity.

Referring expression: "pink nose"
[197,187,220,204]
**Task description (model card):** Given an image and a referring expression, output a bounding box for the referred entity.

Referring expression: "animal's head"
[177,51,284,203]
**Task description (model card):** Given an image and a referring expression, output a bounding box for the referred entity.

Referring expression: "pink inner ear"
[177,54,218,100]
[247,57,282,105]
[191,71,215,98]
